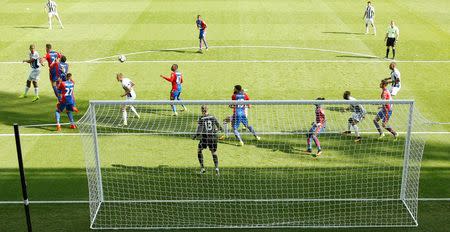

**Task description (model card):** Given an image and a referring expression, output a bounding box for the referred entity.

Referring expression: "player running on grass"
[383,62,401,96]
[160,64,187,116]
[45,0,64,29]
[56,73,77,131]
[193,105,222,175]
[373,80,398,140]
[231,85,260,146]
[342,91,366,143]
[42,43,62,98]
[20,44,44,102]
[117,73,140,126]
[196,15,208,53]
[307,97,326,157]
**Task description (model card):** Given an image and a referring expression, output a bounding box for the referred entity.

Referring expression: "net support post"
[400,102,414,200]
[13,124,33,232]
[90,103,104,202]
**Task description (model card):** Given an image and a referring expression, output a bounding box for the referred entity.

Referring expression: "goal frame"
[81,99,421,229]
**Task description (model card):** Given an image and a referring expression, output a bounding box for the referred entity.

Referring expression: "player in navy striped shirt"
[363,1,376,35]
[20,44,44,102]
[46,0,64,30]
[196,15,208,53]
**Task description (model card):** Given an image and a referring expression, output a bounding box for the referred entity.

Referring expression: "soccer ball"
[118,55,126,63]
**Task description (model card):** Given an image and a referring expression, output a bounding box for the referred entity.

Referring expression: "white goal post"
[78,100,426,229]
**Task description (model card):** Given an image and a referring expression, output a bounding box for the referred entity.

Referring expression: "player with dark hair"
[160,64,187,116]
[374,80,398,140]
[383,62,401,96]
[193,105,222,175]
[196,15,208,53]
[363,1,376,35]
[231,85,260,146]
[42,43,62,98]
[307,97,326,157]
[55,73,78,131]
[342,91,366,142]
[20,44,44,102]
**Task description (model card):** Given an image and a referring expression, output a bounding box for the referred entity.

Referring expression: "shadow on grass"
[157,49,201,54]
[336,55,379,59]
[0,91,87,130]
[322,31,365,35]
[14,26,48,29]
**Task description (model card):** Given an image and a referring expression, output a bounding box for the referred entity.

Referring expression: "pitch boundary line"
[1,198,449,204]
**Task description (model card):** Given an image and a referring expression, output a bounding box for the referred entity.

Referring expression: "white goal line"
[1,198,449,204]
[0,131,449,137]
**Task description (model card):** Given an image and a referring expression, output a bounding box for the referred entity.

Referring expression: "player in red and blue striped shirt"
[231,85,260,146]
[43,43,62,98]
[196,15,208,53]
[307,97,326,157]
[373,80,398,140]
[160,64,187,116]
[55,73,78,131]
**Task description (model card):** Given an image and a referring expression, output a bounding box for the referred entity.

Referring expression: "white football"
[118,55,126,63]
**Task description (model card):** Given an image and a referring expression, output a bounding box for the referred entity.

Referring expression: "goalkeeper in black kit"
[193,105,222,175]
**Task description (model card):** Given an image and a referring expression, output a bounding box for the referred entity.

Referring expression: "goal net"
[78,100,426,229]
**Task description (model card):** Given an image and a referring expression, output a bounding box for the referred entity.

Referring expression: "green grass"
[0,0,449,231]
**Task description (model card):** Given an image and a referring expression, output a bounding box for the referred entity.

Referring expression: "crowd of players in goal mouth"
[19,1,401,173]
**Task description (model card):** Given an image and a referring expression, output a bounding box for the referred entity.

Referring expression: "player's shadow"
[322,31,365,35]
[336,55,379,59]
[14,26,48,29]
[157,50,201,54]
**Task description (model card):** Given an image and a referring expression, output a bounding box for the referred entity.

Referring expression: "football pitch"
[0,0,449,231]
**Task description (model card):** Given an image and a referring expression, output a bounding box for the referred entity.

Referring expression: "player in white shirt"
[384,62,401,96]
[363,1,376,35]
[342,91,367,143]
[20,44,44,102]
[45,0,64,30]
[117,73,140,126]
[384,21,400,59]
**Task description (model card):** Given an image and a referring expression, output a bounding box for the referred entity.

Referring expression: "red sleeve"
[244,93,250,100]
[202,21,207,28]
[58,82,65,91]
[57,52,62,58]
[231,94,236,100]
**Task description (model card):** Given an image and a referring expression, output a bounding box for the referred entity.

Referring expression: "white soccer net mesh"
[78,100,426,229]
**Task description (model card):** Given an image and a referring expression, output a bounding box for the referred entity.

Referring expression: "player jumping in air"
[342,91,367,143]
[383,62,401,96]
[196,15,208,53]
[42,43,62,98]
[55,73,77,131]
[231,85,260,146]
[220,88,249,140]
[193,105,222,175]
[373,80,398,140]
[20,44,44,102]
[160,64,187,116]
[384,20,399,59]
[307,97,326,157]
[363,1,376,35]
[117,73,140,126]
[45,0,64,29]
